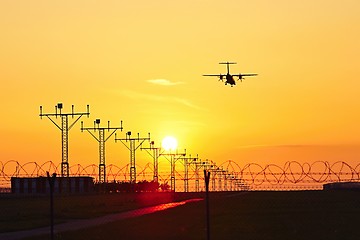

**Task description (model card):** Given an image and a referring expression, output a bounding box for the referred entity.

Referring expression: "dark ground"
[2,190,360,240]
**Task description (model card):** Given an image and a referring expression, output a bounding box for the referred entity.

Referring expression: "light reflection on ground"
[0,198,203,240]
[99,198,203,221]
[127,198,203,217]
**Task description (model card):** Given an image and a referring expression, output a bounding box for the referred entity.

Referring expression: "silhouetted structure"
[141,141,162,183]
[39,103,90,177]
[323,182,360,190]
[3,160,360,191]
[203,61,257,87]
[81,119,123,183]
[115,131,150,184]
[161,150,186,192]
[11,176,94,194]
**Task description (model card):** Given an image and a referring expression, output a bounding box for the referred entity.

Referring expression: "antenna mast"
[39,103,90,177]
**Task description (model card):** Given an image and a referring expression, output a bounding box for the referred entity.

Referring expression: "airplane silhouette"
[203,62,257,87]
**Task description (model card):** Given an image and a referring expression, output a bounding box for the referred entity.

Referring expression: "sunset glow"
[162,136,178,151]
[0,0,359,170]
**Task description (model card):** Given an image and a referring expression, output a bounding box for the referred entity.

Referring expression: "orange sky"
[1,0,360,171]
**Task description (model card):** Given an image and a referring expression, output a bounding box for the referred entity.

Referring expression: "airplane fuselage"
[225,74,236,86]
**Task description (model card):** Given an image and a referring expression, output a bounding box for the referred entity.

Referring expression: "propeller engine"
[219,74,224,81]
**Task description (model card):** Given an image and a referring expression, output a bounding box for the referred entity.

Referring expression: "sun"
[161,136,178,151]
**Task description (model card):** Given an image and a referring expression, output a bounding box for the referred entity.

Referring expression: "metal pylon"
[192,159,212,192]
[61,116,69,177]
[170,155,175,191]
[40,103,90,177]
[81,119,123,183]
[141,141,162,183]
[115,131,150,184]
[184,157,189,192]
[99,129,105,182]
[195,163,200,192]
[182,156,198,192]
[161,150,186,192]
[129,139,136,183]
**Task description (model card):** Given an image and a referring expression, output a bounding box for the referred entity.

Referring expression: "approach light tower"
[141,141,163,183]
[161,149,186,192]
[81,119,123,183]
[115,131,150,184]
[182,155,198,192]
[192,159,212,192]
[40,103,90,177]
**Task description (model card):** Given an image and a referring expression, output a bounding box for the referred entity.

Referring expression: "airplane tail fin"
[219,62,236,73]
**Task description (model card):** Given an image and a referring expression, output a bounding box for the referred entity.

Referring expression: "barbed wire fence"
[1,160,360,192]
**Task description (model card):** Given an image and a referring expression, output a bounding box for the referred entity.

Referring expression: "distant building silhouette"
[11,176,94,194]
[323,182,360,190]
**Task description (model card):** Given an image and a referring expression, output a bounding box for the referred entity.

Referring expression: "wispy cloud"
[172,97,202,110]
[120,89,202,110]
[235,144,344,150]
[147,79,184,86]
[120,90,164,102]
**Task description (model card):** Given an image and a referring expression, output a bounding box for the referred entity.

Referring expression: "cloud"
[172,97,202,110]
[235,144,349,150]
[120,89,164,101]
[235,144,316,149]
[147,79,184,86]
[119,89,202,110]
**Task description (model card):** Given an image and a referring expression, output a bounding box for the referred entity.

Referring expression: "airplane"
[203,62,257,87]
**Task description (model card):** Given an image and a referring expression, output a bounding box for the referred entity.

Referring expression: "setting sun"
[161,136,178,151]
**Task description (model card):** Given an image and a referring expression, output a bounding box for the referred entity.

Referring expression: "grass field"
[2,190,360,240]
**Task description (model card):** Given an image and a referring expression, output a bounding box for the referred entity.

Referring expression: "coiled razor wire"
[1,160,360,190]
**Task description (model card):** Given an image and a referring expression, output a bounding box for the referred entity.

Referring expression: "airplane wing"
[236,73,258,81]
[203,74,225,81]
[202,74,223,76]
[239,73,258,77]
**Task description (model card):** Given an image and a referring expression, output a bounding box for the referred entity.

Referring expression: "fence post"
[204,170,211,240]
[47,172,56,240]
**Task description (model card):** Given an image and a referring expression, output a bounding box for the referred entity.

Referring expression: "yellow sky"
[1,0,360,170]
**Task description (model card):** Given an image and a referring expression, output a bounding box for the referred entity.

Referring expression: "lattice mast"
[39,103,90,177]
[208,164,225,191]
[191,159,213,192]
[81,119,123,183]
[115,132,150,184]
[182,155,198,192]
[161,149,186,192]
[141,141,163,183]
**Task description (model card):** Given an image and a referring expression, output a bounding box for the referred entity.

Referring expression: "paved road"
[0,198,203,240]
